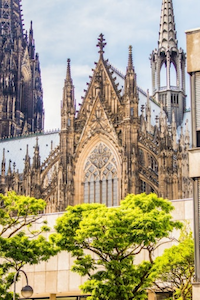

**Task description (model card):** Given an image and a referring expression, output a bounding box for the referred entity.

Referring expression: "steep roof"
[0,132,60,174]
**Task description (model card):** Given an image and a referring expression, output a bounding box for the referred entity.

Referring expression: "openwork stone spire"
[150,0,186,126]
[158,0,177,49]
[96,33,106,56]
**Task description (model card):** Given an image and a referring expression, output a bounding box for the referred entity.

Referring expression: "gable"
[75,94,120,156]
[77,57,122,122]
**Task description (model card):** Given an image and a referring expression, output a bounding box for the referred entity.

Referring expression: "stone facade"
[0,0,44,138]
[0,0,193,210]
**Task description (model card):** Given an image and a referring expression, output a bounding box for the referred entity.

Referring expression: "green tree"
[0,192,58,300]
[154,226,194,300]
[53,193,182,300]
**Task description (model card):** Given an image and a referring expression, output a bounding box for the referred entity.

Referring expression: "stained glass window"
[83,143,118,206]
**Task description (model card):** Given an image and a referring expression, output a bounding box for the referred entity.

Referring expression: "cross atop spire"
[96,34,106,56]
[158,0,177,50]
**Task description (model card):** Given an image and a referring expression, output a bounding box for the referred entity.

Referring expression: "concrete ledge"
[193,282,200,300]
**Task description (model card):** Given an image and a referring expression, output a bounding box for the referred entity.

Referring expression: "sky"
[22,0,200,131]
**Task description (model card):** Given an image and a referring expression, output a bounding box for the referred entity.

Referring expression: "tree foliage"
[154,226,194,300]
[54,193,182,300]
[0,192,57,300]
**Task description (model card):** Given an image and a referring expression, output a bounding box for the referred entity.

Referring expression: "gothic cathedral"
[0,0,44,137]
[0,0,192,212]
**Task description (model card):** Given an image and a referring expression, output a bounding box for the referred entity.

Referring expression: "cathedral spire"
[124,45,137,96]
[150,0,186,126]
[128,45,134,71]
[66,58,72,84]
[1,148,5,177]
[29,21,33,41]
[158,0,177,49]
[32,137,40,169]
[61,58,75,131]
[24,144,30,173]
[146,90,151,132]
[28,21,35,59]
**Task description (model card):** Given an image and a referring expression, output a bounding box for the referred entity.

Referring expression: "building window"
[130,107,134,116]
[139,149,144,166]
[197,131,200,147]
[141,180,146,192]
[150,156,158,174]
[83,143,118,206]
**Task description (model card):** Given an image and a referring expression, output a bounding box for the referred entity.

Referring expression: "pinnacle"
[158,0,177,50]
[66,58,72,83]
[128,45,134,71]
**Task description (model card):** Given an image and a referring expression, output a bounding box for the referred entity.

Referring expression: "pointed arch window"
[83,143,118,206]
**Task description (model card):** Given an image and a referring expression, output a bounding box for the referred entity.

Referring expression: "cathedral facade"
[0,0,44,137]
[0,0,192,212]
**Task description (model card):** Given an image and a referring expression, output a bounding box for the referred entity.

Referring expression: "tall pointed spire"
[124,45,137,96]
[158,0,177,49]
[146,90,151,132]
[128,45,134,71]
[66,58,72,84]
[64,58,74,104]
[61,58,75,130]
[1,148,5,177]
[24,145,31,173]
[28,21,35,59]
[150,0,186,126]
[32,137,40,169]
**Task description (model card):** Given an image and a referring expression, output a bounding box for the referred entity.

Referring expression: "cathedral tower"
[0,0,44,138]
[150,0,186,125]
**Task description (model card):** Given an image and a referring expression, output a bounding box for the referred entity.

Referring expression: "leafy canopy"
[54,193,182,300]
[154,225,194,300]
[0,192,58,300]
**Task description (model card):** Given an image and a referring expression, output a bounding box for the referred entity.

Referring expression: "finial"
[26,144,29,155]
[128,45,133,70]
[66,58,71,82]
[96,34,106,56]
[3,148,5,160]
[147,89,150,105]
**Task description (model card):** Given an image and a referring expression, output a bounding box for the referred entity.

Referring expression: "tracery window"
[83,143,118,206]
[139,149,144,166]
[150,156,158,174]
[141,180,146,193]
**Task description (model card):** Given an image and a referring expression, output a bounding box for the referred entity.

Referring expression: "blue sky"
[22,0,200,130]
